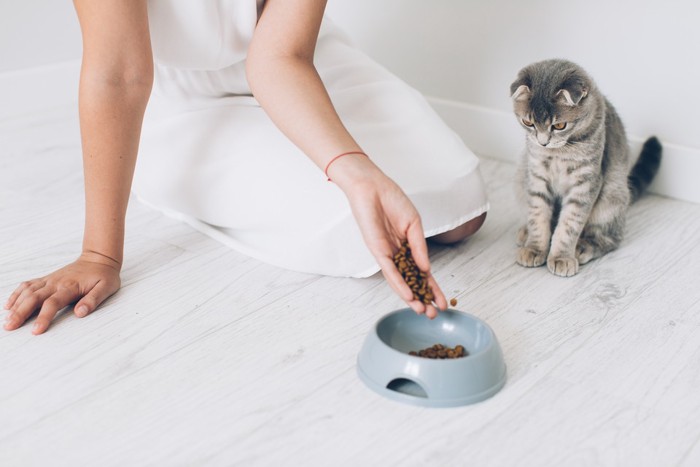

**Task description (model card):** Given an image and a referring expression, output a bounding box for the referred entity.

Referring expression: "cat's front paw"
[547,255,579,277]
[516,247,547,267]
[576,239,595,265]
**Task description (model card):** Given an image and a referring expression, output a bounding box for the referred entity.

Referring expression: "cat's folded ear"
[511,84,530,101]
[510,71,532,101]
[510,76,531,101]
[556,75,589,106]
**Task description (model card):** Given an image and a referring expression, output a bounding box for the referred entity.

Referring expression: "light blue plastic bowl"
[357,308,506,408]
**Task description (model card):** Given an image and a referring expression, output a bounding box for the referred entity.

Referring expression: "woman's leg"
[430,212,487,245]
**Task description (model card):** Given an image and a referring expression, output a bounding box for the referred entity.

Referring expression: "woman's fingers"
[406,222,431,273]
[4,283,25,310]
[413,276,444,319]
[7,279,45,312]
[416,271,447,319]
[32,286,82,335]
[427,273,448,311]
[377,249,432,316]
[74,279,117,318]
[406,298,427,315]
[4,285,52,331]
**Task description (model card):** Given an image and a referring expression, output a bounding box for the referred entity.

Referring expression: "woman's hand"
[330,154,448,318]
[3,252,121,335]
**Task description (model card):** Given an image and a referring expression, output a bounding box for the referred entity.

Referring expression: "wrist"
[79,244,123,271]
[79,249,123,270]
[324,151,368,181]
[82,216,125,269]
[326,152,383,193]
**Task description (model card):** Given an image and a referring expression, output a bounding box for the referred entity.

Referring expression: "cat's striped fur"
[510,59,662,277]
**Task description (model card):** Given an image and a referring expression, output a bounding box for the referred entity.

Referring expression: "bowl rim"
[373,307,497,362]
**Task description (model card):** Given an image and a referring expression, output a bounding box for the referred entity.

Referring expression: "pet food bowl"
[357,308,506,408]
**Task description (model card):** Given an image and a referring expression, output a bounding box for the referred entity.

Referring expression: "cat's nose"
[537,133,550,146]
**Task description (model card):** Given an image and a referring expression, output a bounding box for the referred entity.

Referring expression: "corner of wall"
[427,96,700,204]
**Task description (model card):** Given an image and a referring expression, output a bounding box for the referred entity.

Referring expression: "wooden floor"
[2,105,700,467]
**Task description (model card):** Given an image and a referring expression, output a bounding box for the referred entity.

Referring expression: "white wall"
[327,0,700,147]
[1,0,698,201]
[0,1,81,71]
[0,1,82,118]
[326,0,700,202]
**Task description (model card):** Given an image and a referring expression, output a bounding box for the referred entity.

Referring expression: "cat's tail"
[628,136,662,203]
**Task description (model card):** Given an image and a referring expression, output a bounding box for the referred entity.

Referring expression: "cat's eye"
[552,122,567,130]
[521,118,534,127]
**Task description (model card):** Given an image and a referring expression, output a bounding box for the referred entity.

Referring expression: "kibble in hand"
[409,344,468,359]
[393,241,434,305]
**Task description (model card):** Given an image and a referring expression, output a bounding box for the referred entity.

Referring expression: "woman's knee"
[429,212,487,245]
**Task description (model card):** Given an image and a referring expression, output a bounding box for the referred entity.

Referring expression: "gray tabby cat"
[510,59,662,277]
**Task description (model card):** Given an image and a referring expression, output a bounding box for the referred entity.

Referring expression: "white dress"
[133,0,489,278]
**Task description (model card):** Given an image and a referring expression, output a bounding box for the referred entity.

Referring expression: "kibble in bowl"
[409,343,468,359]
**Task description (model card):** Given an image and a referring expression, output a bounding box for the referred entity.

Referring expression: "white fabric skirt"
[133,17,489,278]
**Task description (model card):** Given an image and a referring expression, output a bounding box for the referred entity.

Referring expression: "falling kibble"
[449,298,458,307]
[393,241,434,305]
[409,344,468,359]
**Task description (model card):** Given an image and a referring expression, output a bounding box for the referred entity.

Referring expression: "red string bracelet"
[324,151,368,182]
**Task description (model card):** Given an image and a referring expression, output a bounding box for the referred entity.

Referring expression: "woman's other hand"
[4,252,121,335]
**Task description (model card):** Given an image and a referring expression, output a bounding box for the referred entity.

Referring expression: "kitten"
[510,59,662,277]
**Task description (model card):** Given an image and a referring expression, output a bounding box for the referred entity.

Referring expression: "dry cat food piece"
[393,241,434,305]
[409,344,468,359]
[449,298,458,307]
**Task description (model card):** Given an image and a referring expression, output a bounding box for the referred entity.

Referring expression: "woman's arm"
[246,0,358,170]
[75,0,153,265]
[4,0,152,334]
[246,0,447,316]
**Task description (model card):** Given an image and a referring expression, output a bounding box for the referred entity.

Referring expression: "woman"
[4,0,488,335]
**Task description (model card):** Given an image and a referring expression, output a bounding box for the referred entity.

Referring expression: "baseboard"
[1,62,697,204]
[427,96,700,204]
